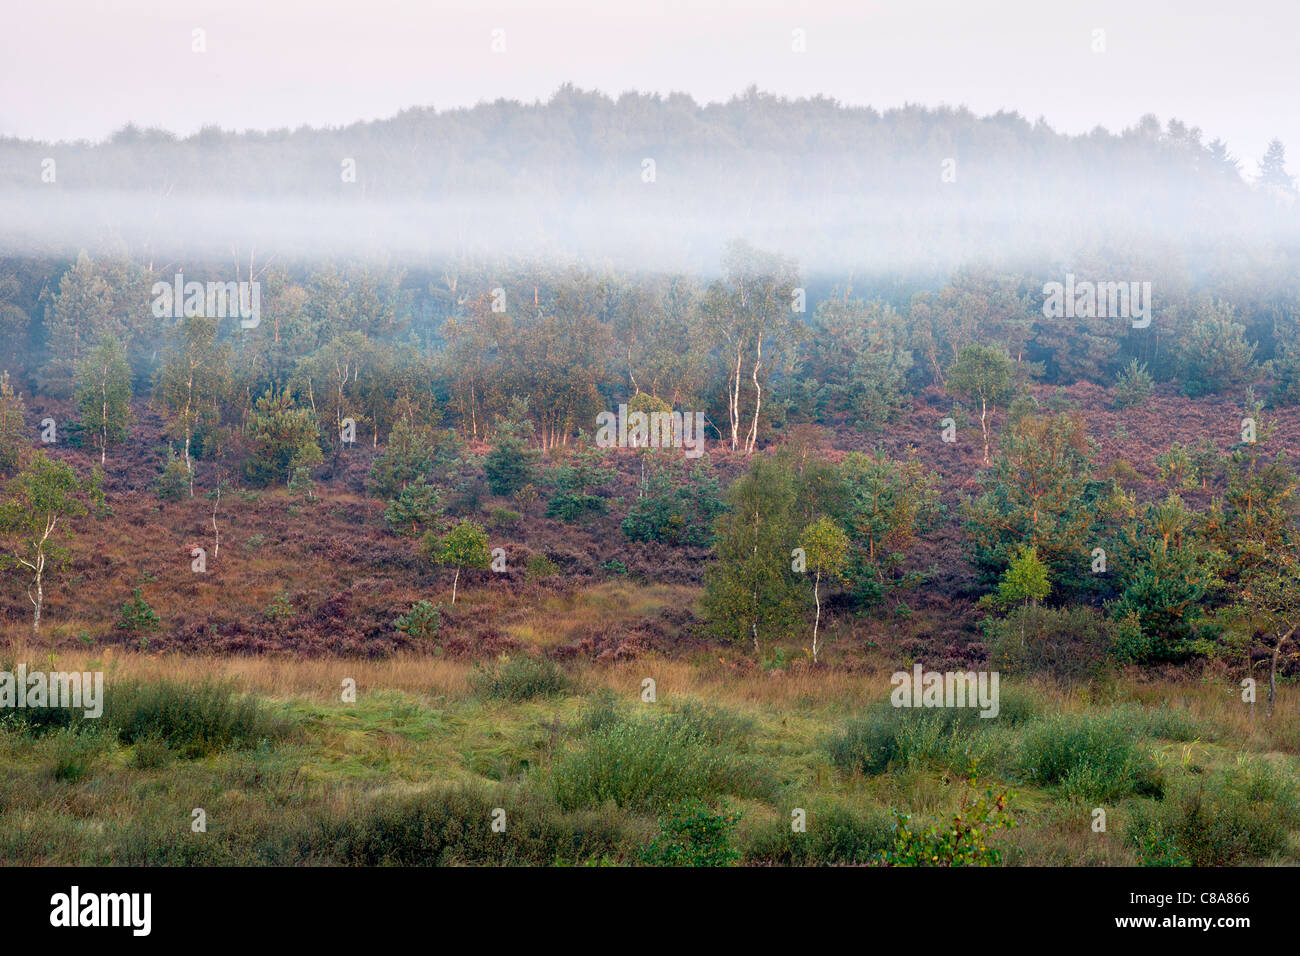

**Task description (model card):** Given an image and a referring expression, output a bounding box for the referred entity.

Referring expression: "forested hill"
[2,86,1295,270]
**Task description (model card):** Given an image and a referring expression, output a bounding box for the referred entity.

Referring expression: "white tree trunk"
[812,570,822,663]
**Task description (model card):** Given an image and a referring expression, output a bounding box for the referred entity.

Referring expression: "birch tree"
[0,452,102,640]
[75,335,134,465]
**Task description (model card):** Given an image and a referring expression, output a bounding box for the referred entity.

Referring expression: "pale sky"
[3,0,1297,176]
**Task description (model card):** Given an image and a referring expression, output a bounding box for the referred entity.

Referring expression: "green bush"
[545,490,606,522]
[321,785,630,865]
[154,449,190,500]
[640,801,742,866]
[1113,359,1154,409]
[827,694,1034,777]
[987,605,1116,682]
[129,734,173,770]
[471,656,570,702]
[1018,714,1157,800]
[393,600,442,641]
[745,802,893,865]
[525,553,560,581]
[116,587,160,632]
[1128,762,1299,865]
[553,707,765,813]
[621,462,726,546]
[881,779,1017,867]
[49,727,103,783]
[484,435,537,497]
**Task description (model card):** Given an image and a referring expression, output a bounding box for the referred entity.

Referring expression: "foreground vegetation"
[2,646,1296,866]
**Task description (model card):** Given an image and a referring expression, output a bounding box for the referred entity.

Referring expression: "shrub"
[545,490,606,522]
[881,776,1017,867]
[1018,714,1156,800]
[1128,762,1299,865]
[106,679,291,757]
[116,587,160,632]
[553,707,764,813]
[525,553,559,581]
[129,734,173,770]
[987,605,1117,682]
[4,677,287,759]
[1155,442,1198,489]
[244,388,323,488]
[367,418,436,500]
[383,482,442,535]
[827,696,1031,778]
[471,656,570,702]
[154,448,190,500]
[393,600,442,641]
[318,784,631,866]
[639,801,742,867]
[49,727,102,783]
[484,435,537,497]
[826,710,900,775]
[621,462,726,546]
[745,802,893,865]
[1113,358,1154,409]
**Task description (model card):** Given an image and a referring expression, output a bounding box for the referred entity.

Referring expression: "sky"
[2,0,1296,176]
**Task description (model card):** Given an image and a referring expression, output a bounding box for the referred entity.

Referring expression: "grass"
[0,644,1296,866]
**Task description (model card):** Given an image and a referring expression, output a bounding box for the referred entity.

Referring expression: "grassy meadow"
[3,618,1297,867]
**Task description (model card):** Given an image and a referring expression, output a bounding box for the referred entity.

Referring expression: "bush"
[525,553,560,581]
[49,727,102,783]
[987,605,1117,682]
[881,778,1017,866]
[1128,763,1299,865]
[621,462,726,546]
[3,677,287,759]
[383,482,442,535]
[826,710,900,775]
[393,600,442,641]
[319,784,631,866]
[827,695,1034,777]
[154,448,190,500]
[553,707,765,813]
[639,801,742,867]
[471,656,570,702]
[745,802,893,865]
[1018,714,1156,800]
[116,587,160,632]
[129,734,173,770]
[1113,359,1154,409]
[484,435,537,497]
[545,490,606,522]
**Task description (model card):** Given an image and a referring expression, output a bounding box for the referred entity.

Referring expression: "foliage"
[383,482,442,535]
[639,802,742,867]
[471,655,570,702]
[1113,358,1154,409]
[621,459,725,546]
[116,587,161,632]
[393,600,442,641]
[702,455,804,657]
[244,388,323,487]
[75,334,134,463]
[881,774,1016,867]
